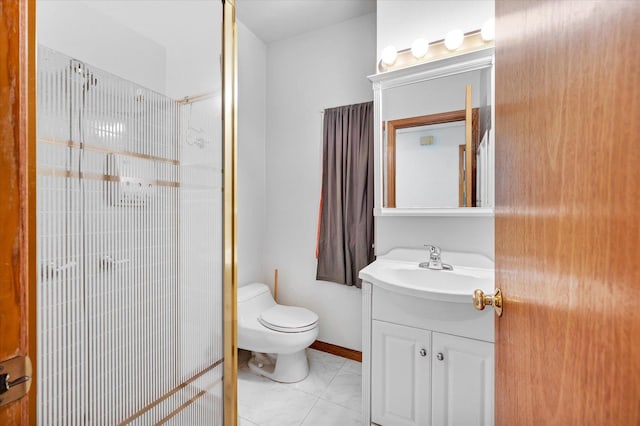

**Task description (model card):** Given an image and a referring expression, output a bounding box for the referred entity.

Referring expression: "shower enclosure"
[35,44,223,424]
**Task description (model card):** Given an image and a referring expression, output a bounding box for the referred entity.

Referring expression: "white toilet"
[238,282,319,383]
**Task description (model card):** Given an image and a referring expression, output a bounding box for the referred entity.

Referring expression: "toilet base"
[248,350,310,383]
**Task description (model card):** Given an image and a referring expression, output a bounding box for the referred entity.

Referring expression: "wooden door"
[432,332,493,426]
[371,320,431,426]
[0,1,36,424]
[495,1,640,424]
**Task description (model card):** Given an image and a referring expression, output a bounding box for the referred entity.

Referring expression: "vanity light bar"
[379,28,494,73]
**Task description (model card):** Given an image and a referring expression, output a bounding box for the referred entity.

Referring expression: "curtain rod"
[319,100,373,114]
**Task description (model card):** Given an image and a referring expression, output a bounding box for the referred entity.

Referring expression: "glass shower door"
[35,21,224,426]
[36,46,87,426]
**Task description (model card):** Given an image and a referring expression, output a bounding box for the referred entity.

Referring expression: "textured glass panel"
[36,46,86,425]
[37,45,223,425]
[178,96,223,380]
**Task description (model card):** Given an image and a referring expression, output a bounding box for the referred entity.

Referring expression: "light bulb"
[381,45,398,66]
[444,29,464,51]
[481,18,495,41]
[411,38,429,59]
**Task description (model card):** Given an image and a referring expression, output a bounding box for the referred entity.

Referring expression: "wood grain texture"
[0,0,34,424]
[495,1,640,424]
[465,85,472,207]
[310,340,362,362]
[471,108,478,207]
[458,145,465,207]
[386,119,396,207]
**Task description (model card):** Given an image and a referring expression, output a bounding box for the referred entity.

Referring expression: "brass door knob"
[473,288,503,317]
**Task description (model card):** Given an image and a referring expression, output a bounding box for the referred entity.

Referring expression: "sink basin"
[358,248,494,303]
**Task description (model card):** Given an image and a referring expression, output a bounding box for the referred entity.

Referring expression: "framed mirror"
[372,48,495,214]
[386,90,479,208]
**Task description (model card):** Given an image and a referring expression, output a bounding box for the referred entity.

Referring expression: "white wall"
[238,22,268,286]
[376,0,494,62]
[375,0,496,261]
[383,70,481,120]
[376,216,494,258]
[37,1,166,93]
[155,1,221,99]
[264,13,376,351]
[396,123,464,208]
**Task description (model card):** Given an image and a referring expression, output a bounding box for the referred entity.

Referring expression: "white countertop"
[359,248,495,303]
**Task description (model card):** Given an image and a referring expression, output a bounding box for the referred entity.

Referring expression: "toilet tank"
[238,283,276,321]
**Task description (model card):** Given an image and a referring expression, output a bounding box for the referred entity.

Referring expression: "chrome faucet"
[419,245,453,271]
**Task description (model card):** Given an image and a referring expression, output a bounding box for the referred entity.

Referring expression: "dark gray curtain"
[316,101,374,288]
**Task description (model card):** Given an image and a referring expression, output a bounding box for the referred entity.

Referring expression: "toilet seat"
[258,305,319,333]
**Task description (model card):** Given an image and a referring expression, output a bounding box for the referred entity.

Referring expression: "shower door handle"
[0,355,32,407]
[100,255,130,269]
[42,261,77,278]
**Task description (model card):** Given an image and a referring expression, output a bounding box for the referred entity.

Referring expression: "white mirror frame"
[369,47,495,218]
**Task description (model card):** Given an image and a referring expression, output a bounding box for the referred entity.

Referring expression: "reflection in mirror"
[376,53,495,212]
[386,108,478,208]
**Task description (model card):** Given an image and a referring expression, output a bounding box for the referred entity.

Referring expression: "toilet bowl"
[238,283,319,383]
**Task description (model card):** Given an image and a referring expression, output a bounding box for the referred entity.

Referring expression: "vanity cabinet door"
[432,333,494,426]
[371,320,431,426]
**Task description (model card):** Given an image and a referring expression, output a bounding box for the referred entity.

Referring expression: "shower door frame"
[0,0,239,423]
[222,0,239,425]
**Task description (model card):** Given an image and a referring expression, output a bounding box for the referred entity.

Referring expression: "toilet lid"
[258,305,319,333]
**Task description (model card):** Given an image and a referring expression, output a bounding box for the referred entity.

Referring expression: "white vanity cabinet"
[371,320,432,425]
[370,319,493,426]
[360,249,496,426]
[431,332,494,426]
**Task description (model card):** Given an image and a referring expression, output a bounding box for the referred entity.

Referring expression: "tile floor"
[238,349,362,426]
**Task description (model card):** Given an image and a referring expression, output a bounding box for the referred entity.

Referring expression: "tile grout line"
[317,368,363,415]
[317,390,363,414]
[238,349,361,425]
[298,394,322,426]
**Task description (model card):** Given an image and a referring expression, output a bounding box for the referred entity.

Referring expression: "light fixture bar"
[378,30,494,73]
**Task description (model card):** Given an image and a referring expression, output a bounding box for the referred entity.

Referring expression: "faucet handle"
[424,244,441,255]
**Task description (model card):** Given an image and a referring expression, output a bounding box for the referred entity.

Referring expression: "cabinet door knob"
[436,352,444,361]
[419,349,427,357]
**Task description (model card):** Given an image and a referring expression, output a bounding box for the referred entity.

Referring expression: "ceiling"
[236,0,376,44]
